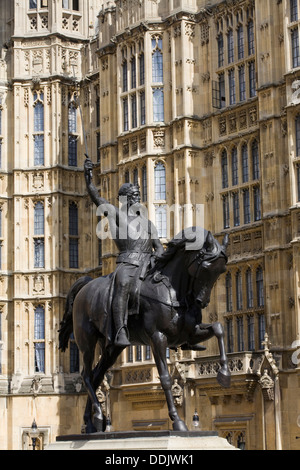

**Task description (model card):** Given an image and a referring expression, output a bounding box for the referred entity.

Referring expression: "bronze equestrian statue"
[59,159,230,433]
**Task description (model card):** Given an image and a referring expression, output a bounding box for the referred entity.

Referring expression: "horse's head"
[186,230,229,309]
[155,227,229,309]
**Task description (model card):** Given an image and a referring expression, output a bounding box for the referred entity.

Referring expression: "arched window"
[122,60,128,92]
[237,432,246,450]
[69,202,78,268]
[226,273,232,312]
[223,194,230,229]
[231,147,238,185]
[236,270,243,310]
[239,64,246,101]
[34,98,44,133]
[139,53,145,86]
[34,202,45,267]
[252,140,259,180]
[131,94,137,128]
[237,25,244,59]
[258,313,266,349]
[221,150,228,188]
[291,0,298,22]
[68,100,77,166]
[243,188,250,224]
[34,239,44,268]
[228,29,234,63]
[123,97,129,132]
[291,28,300,68]
[142,165,147,202]
[256,267,264,307]
[34,202,44,235]
[253,186,261,221]
[229,69,236,105]
[246,268,253,308]
[34,305,45,373]
[247,19,255,55]
[34,93,44,166]
[247,315,255,351]
[153,88,164,122]
[233,192,240,226]
[155,205,167,238]
[133,167,138,186]
[69,202,78,236]
[152,37,163,83]
[218,34,224,67]
[68,103,77,133]
[140,91,145,125]
[70,333,79,373]
[242,144,249,182]
[131,57,136,89]
[154,162,166,200]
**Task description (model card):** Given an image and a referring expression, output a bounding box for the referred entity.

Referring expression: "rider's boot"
[114,309,130,347]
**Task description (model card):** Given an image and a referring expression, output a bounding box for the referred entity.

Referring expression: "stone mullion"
[147,157,155,223]
[173,154,181,236]
[144,32,152,126]
[181,21,188,117]
[170,28,177,121]
[51,81,61,167]
[184,149,193,228]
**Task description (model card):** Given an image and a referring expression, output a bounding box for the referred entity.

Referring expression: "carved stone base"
[46,431,237,450]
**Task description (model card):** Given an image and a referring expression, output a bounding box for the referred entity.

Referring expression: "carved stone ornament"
[289,80,300,106]
[172,379,184,407]
[258,368,274,401]
[31,377,42,396]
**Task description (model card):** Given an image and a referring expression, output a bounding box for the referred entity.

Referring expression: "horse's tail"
[58,276,93,352]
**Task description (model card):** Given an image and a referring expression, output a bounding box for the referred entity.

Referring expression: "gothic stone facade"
[0,0,300,450]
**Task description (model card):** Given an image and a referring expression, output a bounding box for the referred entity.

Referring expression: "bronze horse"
[59,227,230,433]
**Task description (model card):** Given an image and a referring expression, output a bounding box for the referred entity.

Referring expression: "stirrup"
[115,326,130,347]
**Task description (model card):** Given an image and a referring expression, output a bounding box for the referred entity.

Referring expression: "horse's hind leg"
[82,350,104,432]
[212,322,231,388]
[92,345,125,392]
[150,331,188,432]
[84,344,125,433]
[77,328,104,433]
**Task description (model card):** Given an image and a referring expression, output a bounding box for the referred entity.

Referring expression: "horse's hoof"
[217,368,231,388]
[93,417,103,432]
[173,419,189,432]
[92,404,104,432]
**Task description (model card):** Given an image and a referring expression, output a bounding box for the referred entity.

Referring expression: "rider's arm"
[84,156,121,232]
[148,221,164,256]
[84,157,108,208]
[152,238,164,256]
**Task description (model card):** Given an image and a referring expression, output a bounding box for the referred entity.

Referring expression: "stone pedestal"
[46,431,237,450]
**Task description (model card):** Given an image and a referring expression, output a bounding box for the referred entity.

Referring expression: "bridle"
[186,245,228,305]
[187,245,228,280]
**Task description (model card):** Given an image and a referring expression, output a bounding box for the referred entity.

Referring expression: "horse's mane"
[155,227,210,269]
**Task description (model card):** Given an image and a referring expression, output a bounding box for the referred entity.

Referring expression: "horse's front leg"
[188,322,231,388]
[150,331,188,432]
[212,322,231,388]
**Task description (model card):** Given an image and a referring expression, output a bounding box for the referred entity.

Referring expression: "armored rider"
[84,157,164,347]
